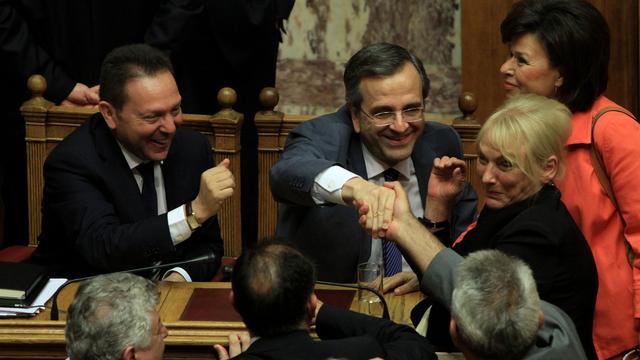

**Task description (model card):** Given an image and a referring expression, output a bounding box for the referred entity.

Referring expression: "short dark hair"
[343,42,430,110]
[500,0,609,112]
[232,241,316,337]
[99,43,174,110]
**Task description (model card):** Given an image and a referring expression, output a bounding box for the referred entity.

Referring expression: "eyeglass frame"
[357,105,425,127]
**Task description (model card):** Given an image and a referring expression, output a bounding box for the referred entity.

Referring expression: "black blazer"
[428,184,598,358]
[233,304,436,360]
[32,114,223,280]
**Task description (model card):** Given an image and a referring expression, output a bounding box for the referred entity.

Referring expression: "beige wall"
[276,0,462,120]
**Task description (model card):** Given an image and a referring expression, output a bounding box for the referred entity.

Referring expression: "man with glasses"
[270,42,477,287]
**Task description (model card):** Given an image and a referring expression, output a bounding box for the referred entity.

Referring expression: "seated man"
[356,182,588,358]
[65,272,167,360]
[33,44,234,281]
[270,42,477,285]
[214,240,436,360]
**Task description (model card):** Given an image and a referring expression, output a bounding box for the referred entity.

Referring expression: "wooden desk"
[0,282,424,359]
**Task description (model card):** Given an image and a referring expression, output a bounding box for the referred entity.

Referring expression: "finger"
[382,274,403,293]
[213,345,229,360]
[394,279,418,295]
[381,185,396,231]
[239,332,251,351]
[217,158,231,168]
[228,333,242,357]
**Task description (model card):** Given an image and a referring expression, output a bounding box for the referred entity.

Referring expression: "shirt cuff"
[312,166,360,206]
[168,205,192,245]
[162,267,192,282]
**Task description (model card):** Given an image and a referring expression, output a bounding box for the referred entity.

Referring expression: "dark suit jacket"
[233,304,436,360]
[32,113,223,280]
[429,184,597,358]
[270,106,477,282]
[422,249,588,359]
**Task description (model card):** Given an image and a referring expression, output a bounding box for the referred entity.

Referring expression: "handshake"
[342,156,467,240]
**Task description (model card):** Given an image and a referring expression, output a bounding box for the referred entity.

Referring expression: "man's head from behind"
[344,43,431,167]
[98,43,183,162]
[231,241,316,337]
[450,250,542,360]
[65,272,167,360]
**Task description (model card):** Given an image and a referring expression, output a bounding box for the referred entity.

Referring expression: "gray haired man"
[65,272,167,360]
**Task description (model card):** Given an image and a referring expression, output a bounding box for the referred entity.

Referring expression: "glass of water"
[357,262,384,317]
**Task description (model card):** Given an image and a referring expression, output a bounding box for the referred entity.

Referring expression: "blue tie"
[382,168,402,276]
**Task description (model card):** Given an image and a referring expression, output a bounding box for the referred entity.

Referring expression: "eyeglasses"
[359,106,424,127]
[623,347,640,360]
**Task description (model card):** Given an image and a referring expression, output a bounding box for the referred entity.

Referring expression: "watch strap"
[418,217,449,231]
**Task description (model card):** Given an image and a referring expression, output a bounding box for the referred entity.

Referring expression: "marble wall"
[276,0,462,119]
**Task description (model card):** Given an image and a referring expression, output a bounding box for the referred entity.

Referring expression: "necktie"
[137,162,158,216]
[382,168,402,276]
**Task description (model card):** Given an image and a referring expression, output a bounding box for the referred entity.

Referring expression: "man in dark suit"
[32,44,234,281]
[270,42,477,285]
[214,240,435,360]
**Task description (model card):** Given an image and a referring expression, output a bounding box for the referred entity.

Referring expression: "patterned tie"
[382,168,402,276]
[137,162,158,216]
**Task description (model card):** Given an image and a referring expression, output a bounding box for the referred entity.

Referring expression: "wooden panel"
[461,0,639,122]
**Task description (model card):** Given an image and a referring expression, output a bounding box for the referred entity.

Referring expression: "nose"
[480,163,497,185]
[500,57,514,75]
[389,113,410,132]
[159,114,178,134]
[160,323,168,339]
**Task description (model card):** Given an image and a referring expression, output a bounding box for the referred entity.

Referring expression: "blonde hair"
[477,94,572,182]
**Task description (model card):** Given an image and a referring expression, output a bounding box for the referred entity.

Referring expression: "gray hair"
[65,272,160,360]
[451,250,540,359]
[343,42,430,110]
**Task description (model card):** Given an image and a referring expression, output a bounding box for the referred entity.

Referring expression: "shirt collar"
[361,142,413,180]
[116,142,163,169]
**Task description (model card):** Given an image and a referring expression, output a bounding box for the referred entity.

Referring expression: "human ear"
[99,101,118,130]
[350,107,362,133]
[540,155,559,183]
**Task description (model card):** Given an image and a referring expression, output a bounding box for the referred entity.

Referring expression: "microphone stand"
[316,280,390,320]
[50,254,216,321]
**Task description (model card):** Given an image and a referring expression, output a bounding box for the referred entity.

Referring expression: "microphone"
[316,280,390,320]
[50,253,216,320]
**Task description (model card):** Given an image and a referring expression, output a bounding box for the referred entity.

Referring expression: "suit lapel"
[346,133,368,178]
[90,114,147,220]
[412,126,436,206]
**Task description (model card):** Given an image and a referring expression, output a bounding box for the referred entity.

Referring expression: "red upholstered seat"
[0,245,35,263]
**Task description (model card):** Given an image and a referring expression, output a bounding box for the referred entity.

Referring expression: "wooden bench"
[20,75,244,257]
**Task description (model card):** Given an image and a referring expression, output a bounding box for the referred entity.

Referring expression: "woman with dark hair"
[499,0,640,358]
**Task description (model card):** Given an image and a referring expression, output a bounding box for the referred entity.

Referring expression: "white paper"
[0,278,67,316]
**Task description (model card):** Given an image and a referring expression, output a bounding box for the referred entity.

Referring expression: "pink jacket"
[556,96,640,358]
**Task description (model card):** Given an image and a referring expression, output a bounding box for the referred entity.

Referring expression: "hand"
[311,298,324,325]
[342,177,396,238]
[60,82,100,107]
[427,156,466,202]
[192,159,235,223]
[383,271,419,295]
[214,332,251,359]
[355,182,414,242]
[163,271,187,282]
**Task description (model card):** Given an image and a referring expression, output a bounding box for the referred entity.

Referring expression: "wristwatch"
[185,201,201,231]
[418,217,449,231]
